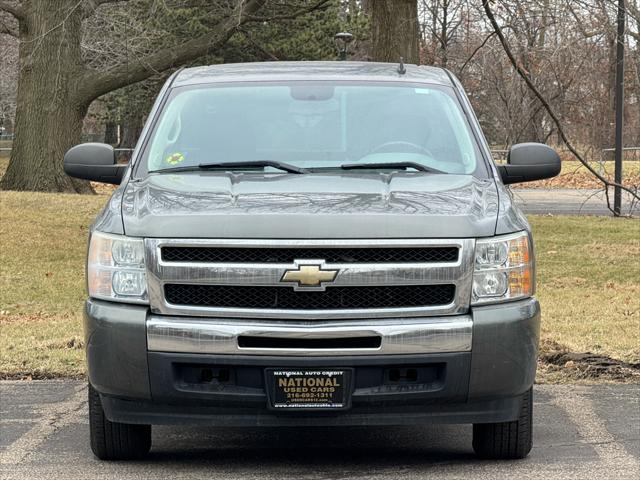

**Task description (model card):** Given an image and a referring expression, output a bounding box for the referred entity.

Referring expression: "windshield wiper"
[340,162,445,174]
[151,160,308,174]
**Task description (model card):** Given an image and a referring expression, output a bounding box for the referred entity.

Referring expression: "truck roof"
[173,61,453,87]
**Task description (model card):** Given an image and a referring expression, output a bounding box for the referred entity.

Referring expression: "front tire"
[88,383,151,460]
[472,387,533,460]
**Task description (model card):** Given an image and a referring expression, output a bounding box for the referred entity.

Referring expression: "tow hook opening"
[388,368,419,383]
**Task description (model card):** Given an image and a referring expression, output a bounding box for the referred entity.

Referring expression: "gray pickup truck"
[64,61,560,461]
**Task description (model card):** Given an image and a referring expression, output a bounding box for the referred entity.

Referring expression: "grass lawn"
[530,217,639,362]
[0,191,639,381]
[0,192,106,378]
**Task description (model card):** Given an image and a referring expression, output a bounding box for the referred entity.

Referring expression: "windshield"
[142,82,483,175]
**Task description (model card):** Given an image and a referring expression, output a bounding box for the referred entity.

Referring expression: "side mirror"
[497,143,561,185]
[63,143,127,185]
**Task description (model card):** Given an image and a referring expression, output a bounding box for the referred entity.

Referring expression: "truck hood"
[121,172,499,238]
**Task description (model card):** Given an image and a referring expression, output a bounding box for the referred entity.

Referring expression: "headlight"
[87,231,148,304]
[472,231,533,305]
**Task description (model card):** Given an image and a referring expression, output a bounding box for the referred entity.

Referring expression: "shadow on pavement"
[144,425,479,467]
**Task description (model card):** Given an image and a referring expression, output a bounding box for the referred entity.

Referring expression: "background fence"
[1,136,639,164]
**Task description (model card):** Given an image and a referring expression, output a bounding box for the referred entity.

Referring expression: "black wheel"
[472,388,533,460]
[88,383,151,460]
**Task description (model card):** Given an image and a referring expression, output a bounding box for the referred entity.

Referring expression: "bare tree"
[414,0,639,152]
[482,0,639,212]
[0,0,329,193]
[2,0,638,194]
[420,0,465,68]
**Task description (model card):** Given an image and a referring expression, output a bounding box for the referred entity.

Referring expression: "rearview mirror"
[497,143,561,185]
[63,143,126,185]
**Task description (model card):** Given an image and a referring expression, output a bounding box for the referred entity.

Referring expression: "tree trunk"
[104,122,118,145]
[633,30,640,146]
[0,0,92,193]
[370,0,419,64]
[440,0,449,68]
[118,114,144,149]
[0,0,304,192]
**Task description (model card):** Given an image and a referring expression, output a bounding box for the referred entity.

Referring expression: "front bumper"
[146,316,473,356]
[85,297,540,426]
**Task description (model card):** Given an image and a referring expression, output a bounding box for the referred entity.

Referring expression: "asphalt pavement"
[514,188,637,215]
[0,381,638,479]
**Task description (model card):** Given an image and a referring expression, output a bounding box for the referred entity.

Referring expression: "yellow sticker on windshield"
[165,152,185,165]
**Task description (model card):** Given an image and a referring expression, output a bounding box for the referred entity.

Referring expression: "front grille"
[161,246,459,264]
[164,284,455,310]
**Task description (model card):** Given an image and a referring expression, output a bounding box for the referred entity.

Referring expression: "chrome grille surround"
[145,238,475,320]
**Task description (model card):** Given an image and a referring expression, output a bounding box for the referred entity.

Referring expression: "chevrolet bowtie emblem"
[281,263,338,290]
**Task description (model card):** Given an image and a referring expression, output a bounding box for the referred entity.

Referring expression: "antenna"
[397,57,406,75]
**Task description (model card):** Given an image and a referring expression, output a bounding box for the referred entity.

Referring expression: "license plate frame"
[265,368,352,411]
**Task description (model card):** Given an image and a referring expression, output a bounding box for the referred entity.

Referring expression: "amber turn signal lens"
[87,232,148,303]
[473,231,533,305]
